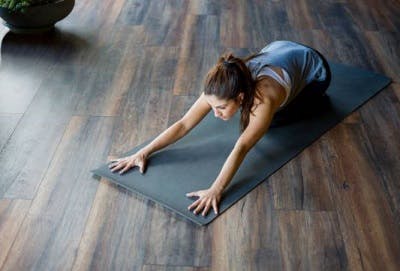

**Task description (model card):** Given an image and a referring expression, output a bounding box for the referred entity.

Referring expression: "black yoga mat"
[92,63,391,226]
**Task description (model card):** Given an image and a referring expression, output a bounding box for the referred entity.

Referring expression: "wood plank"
[0,65,91,199]
[343,0,399,32]
[142,265,210,271]
[320,123,400,270]
[0,116,114,271]
[0,30,76,70]
[0,28,88,107]
[358,86,400,225]
[309,4,374,68]
[251,0,292,45]
[363,31,400,82]
[270,141,335,211]
[140,88,173,141]
[211,183,282,270]
[189,0,219,15]
[116,0,152,26]
[173,14,219,95]
[141,0,189,46]
[278,210,347,271]
[0,65,44,114]
[0,114,21,152]
[73,26,147,116]
[393,82,400,103]
[219,0,253,48]
[49,24,147,72]
[109,46,179,156]
[71,178,150,271]
[167,95,198,126]
[0,33,54,114]
[0,199,31,269]
[142,200,211,267]
[286,0,318,30]
[343,0,381,31]
[64,0,126,28]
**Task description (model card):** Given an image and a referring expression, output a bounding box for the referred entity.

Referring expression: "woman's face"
[205,94,243,121]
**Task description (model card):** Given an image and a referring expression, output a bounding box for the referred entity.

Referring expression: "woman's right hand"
[108,151,148,175]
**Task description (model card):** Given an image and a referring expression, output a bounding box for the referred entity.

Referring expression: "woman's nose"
[213,109,220,118]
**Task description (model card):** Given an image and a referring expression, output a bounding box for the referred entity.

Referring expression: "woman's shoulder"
[252,76,287,111]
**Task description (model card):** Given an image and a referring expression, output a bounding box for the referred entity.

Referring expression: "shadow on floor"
[0,27,89,67]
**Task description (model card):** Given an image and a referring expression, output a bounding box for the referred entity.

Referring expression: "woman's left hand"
[186,188,222,216]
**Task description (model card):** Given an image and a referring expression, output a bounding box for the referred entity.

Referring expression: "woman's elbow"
[176,119,191,137]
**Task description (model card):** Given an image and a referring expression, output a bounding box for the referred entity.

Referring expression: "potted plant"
[0,0,75,34]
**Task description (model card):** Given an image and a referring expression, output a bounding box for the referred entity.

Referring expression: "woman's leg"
[297,49,331,98]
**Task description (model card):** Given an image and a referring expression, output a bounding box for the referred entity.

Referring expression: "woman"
[109,40,331,217]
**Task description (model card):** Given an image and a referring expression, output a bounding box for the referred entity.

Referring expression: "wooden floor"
[0,0,399,270]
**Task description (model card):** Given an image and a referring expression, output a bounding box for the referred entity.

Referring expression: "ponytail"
[204,52,261,132]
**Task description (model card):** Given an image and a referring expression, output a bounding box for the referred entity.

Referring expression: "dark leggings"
[271,49,332,126]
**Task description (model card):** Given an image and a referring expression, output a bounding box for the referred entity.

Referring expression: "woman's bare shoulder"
[253,77,286,111]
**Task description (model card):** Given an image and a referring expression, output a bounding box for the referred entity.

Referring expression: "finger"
[188,199,200,211]
[212,199,219,214]
[202,200,212,217]
[194,200,207,215]
[139,160,147,174]
[119,163,132,174]
[110,162,126,172]
[186,191,199,198]
[108,161,120,169]
[110,161,127,171]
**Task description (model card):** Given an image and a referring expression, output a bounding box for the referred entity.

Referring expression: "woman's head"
[203,53,258,131]
[203,93,243,121]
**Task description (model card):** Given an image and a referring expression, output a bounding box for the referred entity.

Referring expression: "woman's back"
[246,40,328,105]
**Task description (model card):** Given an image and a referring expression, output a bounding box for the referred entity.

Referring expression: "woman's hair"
[203,52,261,132]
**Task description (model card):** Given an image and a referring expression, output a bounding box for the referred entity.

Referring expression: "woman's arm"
[141,93,211,156]
[110,93,211,174]
[210,95,277,194]
[187,78,286,216]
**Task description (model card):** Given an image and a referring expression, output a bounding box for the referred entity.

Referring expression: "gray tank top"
[246,40,327,106]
